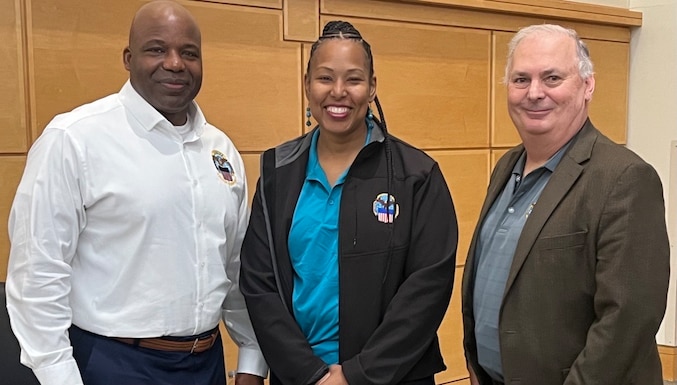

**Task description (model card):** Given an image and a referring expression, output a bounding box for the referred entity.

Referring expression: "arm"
[222,166,268,379]
[5,129,85,385]
[240,177,328,385]
[564,162,670,384]
[342,164,458,385]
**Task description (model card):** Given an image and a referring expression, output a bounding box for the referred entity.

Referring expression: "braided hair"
[308,21,395,283]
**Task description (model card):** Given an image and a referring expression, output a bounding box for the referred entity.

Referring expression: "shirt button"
[508,207,515,214]
[329,200,334,205]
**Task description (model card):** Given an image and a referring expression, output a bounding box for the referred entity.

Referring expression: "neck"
[316,126,367,186]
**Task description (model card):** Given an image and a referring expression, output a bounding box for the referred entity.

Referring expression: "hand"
[234,373,265,385]
[468,363,480,385]
[316,365,348,385]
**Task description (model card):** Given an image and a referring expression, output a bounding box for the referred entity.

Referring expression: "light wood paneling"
[325,16,490,149]
[322,0,631,42]
[28,1,302,152]
[1,0,28,153]
[432,150,490,267]
[0,156,26,281]
[492,31,629,147]
[660,345,677,381]
[28,0,136,138]
[399,0,642,27]
[206,0,282,9]
[283,0,319,42]
[242,153,261,205]
[437,266,467,383]
[193,3,303,151]
[491,148,512,168]
[586,39,628,144]
[492,32,521,147]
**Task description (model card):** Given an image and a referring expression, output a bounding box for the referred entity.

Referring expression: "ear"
[369,75,377,102]
[304,72,311,99]
[123,47,132,72]
[584,75,595,102]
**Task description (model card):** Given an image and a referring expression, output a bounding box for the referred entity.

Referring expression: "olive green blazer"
[462,120,670,385]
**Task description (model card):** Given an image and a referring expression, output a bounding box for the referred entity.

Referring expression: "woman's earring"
[305,107,312,127]
[366,106,374,130]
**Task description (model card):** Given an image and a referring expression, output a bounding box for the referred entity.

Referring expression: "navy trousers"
[70,325,226,385]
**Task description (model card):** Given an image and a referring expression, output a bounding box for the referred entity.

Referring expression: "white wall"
[627,0,677,346]
[570,0,677,346]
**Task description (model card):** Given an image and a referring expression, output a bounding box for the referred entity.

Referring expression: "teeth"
[327,106,348,114]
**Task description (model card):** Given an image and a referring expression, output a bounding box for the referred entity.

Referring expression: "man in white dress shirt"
[5,1,267,384]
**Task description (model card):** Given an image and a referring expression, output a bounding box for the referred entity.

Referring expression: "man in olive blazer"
[462,24,670,385]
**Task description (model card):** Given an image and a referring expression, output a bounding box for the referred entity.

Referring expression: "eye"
[544,75,563,86]
[182,50,200,59]
[316,75,333,82]
[511,77,529,88]
[147,47,165,54]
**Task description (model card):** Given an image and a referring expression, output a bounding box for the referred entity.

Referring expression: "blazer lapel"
[503,121,598,296]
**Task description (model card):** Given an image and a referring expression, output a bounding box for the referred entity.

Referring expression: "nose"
[163,50,185,72]
[330,79,347,98]
[527,79,545,100]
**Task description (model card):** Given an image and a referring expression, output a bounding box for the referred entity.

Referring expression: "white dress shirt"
[6,81,267,385]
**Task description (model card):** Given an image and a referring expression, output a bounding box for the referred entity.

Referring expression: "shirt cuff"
[33,358,83,385]
[236,346,268,378]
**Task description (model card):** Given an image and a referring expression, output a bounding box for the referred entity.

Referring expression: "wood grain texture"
[0,0,28,153]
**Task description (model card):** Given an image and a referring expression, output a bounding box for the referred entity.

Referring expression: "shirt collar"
[306,125,374,185]
[118,80,207,136]
[512,134,577,176]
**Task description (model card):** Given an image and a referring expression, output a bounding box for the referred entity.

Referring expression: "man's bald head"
[129,1,201,47]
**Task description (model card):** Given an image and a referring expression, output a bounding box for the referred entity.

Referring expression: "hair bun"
[321,20,363,39]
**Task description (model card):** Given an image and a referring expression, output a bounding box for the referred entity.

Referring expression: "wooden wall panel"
[492,32,521,147]
[433,150,490,267]
[0,157,26,281]
[28,0,136,139]
[28,0,302,151]
[206,0,282,9]
[283,0,319,42]
[437,266,466,383]
[326,17,490,149]
[192,3,303,151]
[322,0,631,42]
[242,153,261,205]
[586,39,628,144]
[1,0,28,153]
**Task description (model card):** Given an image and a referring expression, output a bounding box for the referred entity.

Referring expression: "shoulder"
[386,135,437,168]
[47,93,122,132]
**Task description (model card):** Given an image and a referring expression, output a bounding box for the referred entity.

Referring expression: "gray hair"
[504,24,594,83]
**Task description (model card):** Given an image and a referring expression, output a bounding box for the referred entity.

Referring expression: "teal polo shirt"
[288,127,371,365]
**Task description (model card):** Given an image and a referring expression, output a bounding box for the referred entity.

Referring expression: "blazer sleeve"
[240,175,328,385]
[342,163,458,385]
[564,161,670,384]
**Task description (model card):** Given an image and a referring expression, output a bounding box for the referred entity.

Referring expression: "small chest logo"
[372,193,399,224]
[212,150,236,184]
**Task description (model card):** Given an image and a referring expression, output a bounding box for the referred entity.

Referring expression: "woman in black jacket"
[240,20,458,385]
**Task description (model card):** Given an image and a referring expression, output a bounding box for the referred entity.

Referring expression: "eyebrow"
[510,68,561,77]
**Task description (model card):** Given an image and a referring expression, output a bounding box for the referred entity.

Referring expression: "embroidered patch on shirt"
[212,150,236,184]
[372,193,399,224]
